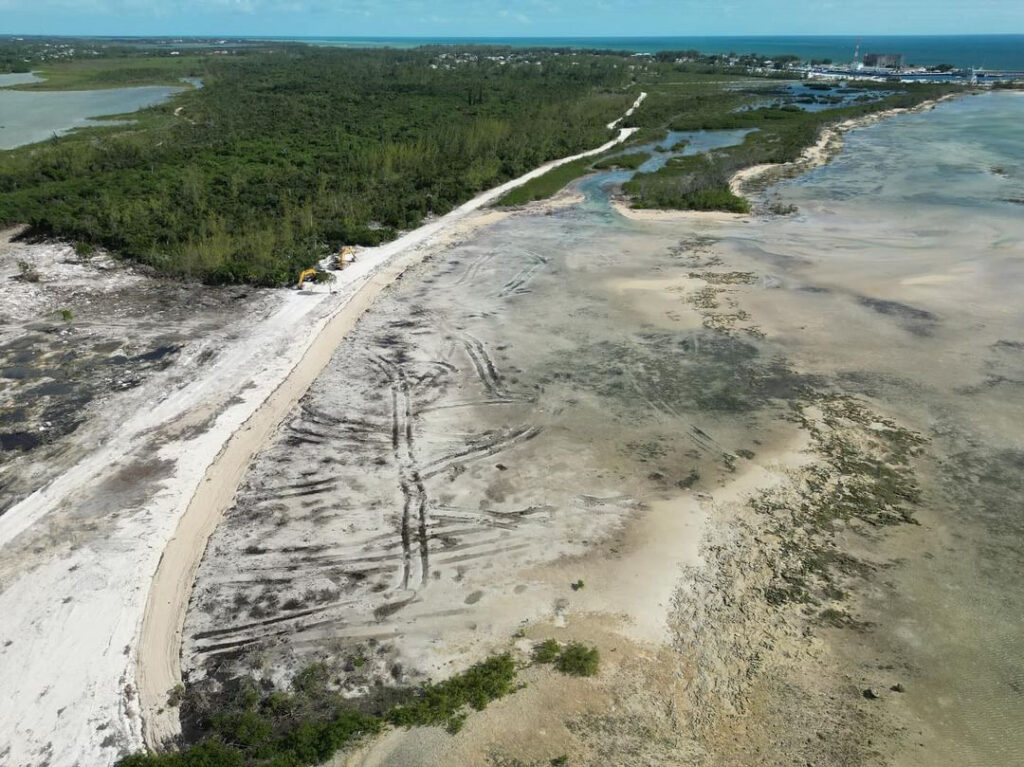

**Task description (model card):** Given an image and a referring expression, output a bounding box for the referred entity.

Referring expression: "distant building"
[863,53,904,69]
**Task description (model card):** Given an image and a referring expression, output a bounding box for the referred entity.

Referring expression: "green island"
[620,75,956,212]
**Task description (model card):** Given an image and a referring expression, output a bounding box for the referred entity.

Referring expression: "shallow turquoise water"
[0,78,183,150]
[780,91,1024,214]
[577,127,755,208]
[576,91,1023,763]
[756,92,1024,765]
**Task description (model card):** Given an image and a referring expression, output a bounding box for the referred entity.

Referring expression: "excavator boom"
[296,268,318,289]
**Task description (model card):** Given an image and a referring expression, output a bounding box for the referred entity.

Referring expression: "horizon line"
[4,32,1024,40]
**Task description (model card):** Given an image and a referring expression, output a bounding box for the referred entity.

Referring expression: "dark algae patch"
[543,331,813,414]
[754,395,926,610]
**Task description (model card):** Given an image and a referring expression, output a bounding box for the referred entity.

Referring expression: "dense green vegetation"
[531,639,601,677]
[554,643,601,677]
[117,654,517,766]
[386,652,516,731]
[532,638,562,663]
[591,150,651,170]
[495,155,595,206]
[0,39,965,283]
[494,146,652,207]
[117,640,601,765]
[0,35,266,77]
[1,45,634,284]
[13,55,208,89]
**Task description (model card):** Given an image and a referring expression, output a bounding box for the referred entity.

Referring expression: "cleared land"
[0,95,642,766]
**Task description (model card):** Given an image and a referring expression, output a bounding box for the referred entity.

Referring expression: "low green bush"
[555,643,600,677]
[116,655,516,767]
[532,639,561,663]
[387,653,516,730]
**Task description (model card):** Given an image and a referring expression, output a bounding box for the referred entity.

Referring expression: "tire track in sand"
[135,92,647,751]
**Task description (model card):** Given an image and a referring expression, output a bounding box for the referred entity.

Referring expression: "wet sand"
[177,179,887,766]
[184,91,1023,766]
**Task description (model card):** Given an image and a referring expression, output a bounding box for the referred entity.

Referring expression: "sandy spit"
[136,93,649,750]
[609,197,750,224]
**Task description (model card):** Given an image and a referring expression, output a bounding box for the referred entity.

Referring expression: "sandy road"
[136,93,647,750]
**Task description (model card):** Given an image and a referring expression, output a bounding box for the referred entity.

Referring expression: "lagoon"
[0,74,183,150]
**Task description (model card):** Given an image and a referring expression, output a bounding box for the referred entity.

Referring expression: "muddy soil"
[0,232,270,517]
[182,206,803,693]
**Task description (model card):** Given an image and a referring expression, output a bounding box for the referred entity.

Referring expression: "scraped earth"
[182,211,801,689]
[0,228,340,766]
[0,230,273,517]
[174,136,1023,767]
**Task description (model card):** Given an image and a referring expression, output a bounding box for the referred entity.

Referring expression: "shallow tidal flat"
[182,92,1023,765]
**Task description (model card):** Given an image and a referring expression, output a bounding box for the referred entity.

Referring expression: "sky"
[1,0,1022,38]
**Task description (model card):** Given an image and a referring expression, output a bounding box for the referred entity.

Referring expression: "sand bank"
[729,93,962,197]
[610,197,750,224]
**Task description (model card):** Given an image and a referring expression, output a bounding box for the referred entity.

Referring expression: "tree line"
[0,47,634,285]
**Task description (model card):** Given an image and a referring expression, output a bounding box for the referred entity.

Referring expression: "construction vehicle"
[295,268,321,290]
[296,246,355,290]
[330,245,357,271]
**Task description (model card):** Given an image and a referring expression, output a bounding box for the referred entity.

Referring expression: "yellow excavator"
[331,245,357,271]
[295,268,320,290]
[295,247,357,289]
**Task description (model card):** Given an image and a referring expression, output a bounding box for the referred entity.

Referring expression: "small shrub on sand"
[555,643,600,677]
[387,653,516,729]
[533,639,561,664]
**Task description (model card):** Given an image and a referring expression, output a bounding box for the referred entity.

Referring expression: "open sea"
[272,35,1024,70]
